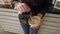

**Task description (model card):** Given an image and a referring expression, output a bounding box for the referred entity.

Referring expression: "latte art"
[28,16,41,26]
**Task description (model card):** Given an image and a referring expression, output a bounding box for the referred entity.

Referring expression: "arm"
[11,0,31,12]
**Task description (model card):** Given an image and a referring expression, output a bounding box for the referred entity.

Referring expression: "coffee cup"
[28,16,41,27]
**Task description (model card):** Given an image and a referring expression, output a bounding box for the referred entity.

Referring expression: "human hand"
[17,3,31,12]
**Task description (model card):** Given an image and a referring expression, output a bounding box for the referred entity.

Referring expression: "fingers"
[18,6,24,12]
[24,4,31,12]
[19,5,26,12]
[22,4,28,12]
[18,3,31,12]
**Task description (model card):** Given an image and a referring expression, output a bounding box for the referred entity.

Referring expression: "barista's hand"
[18,3,31,12]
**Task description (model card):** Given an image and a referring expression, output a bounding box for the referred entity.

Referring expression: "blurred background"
[0,0,60,34]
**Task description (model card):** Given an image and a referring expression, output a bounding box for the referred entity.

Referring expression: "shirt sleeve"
[11,0,21,8]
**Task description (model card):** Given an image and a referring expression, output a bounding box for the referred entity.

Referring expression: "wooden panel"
[0,15,18,21]
[0,8,23,34]
[38,23,60,34]
[0,11,18,17]
[43,21,60,27]
[45,13,60,18]
[43,16,60,22]
[0,8,17,12]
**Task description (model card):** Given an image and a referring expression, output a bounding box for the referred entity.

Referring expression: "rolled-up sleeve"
[11,0,20,8]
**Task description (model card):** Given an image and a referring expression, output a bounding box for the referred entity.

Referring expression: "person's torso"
[17,0,52,15]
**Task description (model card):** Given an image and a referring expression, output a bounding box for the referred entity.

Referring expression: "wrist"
[37,13,43,19]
